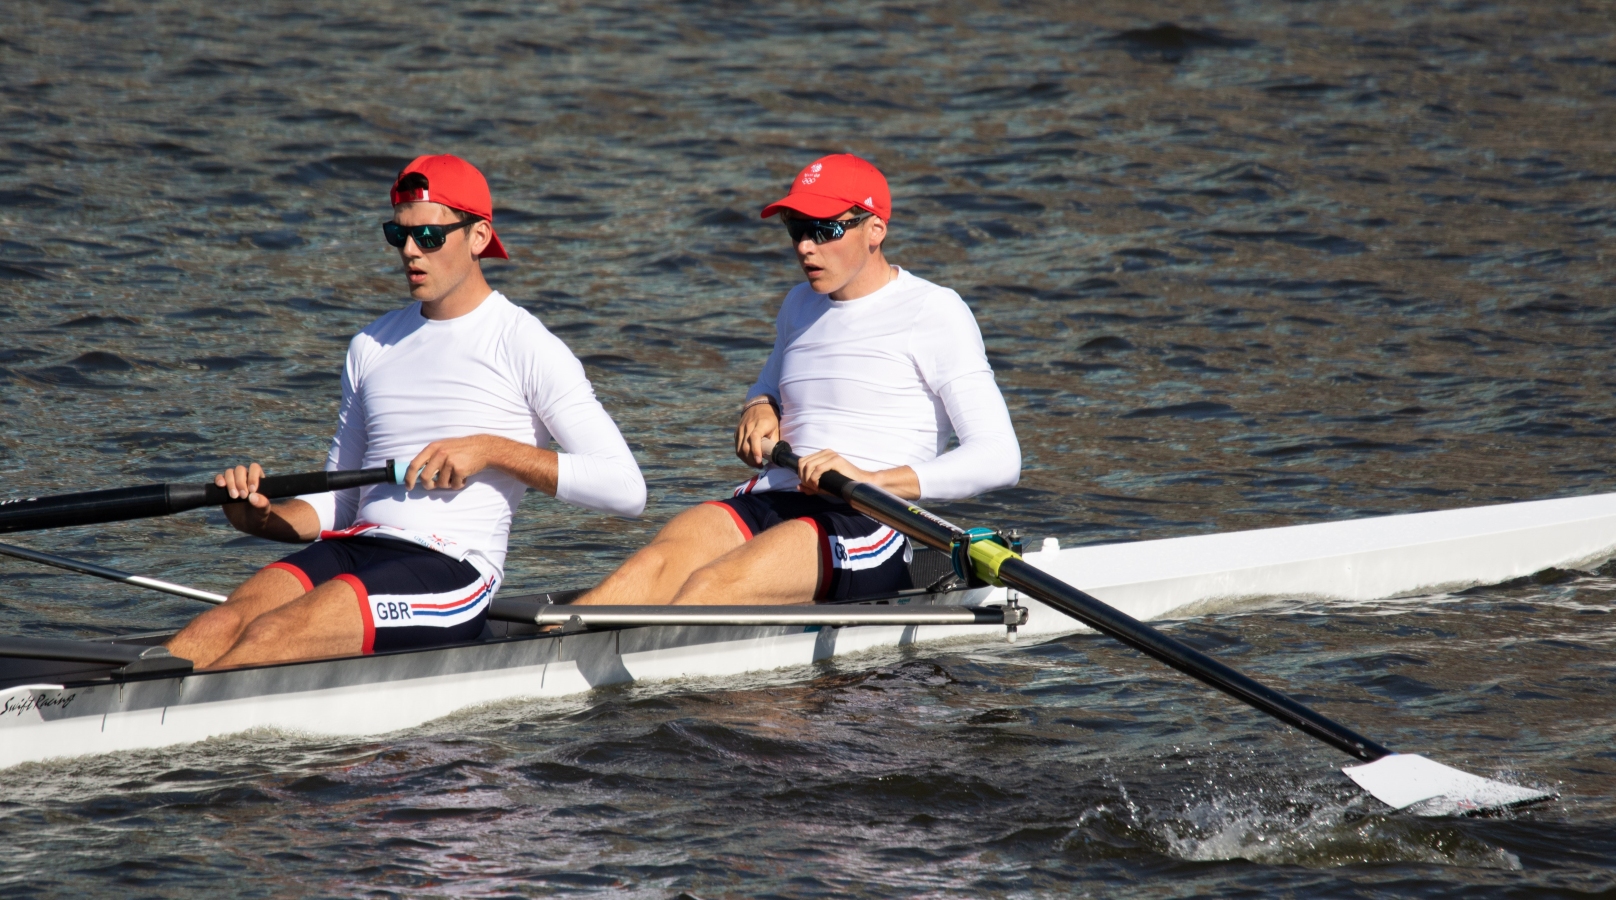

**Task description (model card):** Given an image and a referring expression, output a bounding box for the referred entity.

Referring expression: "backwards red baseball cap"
[760,154,891,222]
[389,154,509,260]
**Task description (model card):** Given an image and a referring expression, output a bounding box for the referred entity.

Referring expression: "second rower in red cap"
[578,154,1020,607]
[168,154,646,668]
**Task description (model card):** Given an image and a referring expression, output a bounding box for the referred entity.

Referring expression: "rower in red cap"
[577,154,1020,607]
[168,154,646,668]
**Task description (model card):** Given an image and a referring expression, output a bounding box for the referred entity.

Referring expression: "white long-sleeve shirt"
[744,268,1020,501]
[301,291,645,572]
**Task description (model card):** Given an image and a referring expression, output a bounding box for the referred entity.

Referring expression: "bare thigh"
[576,503,746,605]
[670,518,821,606]
[209,577,364,669]
[166,566,310,667]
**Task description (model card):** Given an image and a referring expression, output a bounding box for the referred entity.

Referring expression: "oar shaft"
[995,557,1388,760]
[767,441,1392,763]
[0,540,227,605]
[0,461,402,534]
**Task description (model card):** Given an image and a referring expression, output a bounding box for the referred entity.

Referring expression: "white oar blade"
[1343,753,1553,816]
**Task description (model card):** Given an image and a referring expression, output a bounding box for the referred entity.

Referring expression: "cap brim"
[479,228,509,260]
[760,193,862,219]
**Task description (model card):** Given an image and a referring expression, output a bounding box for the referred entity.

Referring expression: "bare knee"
[232,613,294,652]
[631,543,682,577]
[671,564,727,603]
[184,604,247,639]
[166,603,252,667]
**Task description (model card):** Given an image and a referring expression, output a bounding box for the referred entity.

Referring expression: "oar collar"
[953,527,1022,587]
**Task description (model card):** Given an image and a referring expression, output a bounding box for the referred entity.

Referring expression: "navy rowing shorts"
[706,492,913,601]
[267,537,499,654]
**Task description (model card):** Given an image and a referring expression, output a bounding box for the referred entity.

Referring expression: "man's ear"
[867,216,887,251]
[468,219,493,258]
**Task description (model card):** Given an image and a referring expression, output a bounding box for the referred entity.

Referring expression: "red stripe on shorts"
[336,573,374,654]
[265,561,314,593]
[795,516,831,601]
[410,578,493,610]
[704,500,754,541]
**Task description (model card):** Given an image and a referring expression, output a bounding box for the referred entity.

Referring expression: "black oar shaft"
[768,441,1391,763]
[0,484,169,535]
[0,462,399,534]
[995,557,1388,761]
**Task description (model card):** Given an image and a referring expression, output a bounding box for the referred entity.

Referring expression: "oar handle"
[768,441,961,551]
[172,460,407,509]
[0,461,405,534]
[765,440,1393,763]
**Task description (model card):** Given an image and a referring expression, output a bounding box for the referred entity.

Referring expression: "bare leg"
[670,519,822,606]
[166,567,309,668]
[209,578,364,668]
[575,503,745,605]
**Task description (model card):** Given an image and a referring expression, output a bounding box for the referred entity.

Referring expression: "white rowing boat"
[3,489,1613,776]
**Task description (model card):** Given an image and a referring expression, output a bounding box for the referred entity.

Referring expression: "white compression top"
[301,291,646,572]
[744,268,1020,501]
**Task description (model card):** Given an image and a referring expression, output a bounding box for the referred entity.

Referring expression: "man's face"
[788,210,883,296]
[391,201,481,303]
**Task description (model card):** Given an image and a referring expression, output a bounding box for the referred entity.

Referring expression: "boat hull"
[5,489,1616,769]
[0,587,1028,769]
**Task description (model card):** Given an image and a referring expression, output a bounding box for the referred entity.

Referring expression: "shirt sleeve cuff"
[296,491,338,533]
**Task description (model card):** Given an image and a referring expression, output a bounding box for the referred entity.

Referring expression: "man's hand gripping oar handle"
[0,460,407,534]
[767,440,1392,763]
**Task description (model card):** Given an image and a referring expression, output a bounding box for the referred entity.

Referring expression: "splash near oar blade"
[0,459,405,534]
[765,440,1555,816]
[1343,754,1553,816]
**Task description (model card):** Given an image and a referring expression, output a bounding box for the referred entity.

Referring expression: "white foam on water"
[1058,761,1532,870]
[1158,789,1526,870]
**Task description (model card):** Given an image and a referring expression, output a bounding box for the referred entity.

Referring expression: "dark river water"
[3,0,1615,896]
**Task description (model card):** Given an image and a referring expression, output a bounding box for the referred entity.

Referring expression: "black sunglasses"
[783,211,874,245]
[382,219,476,250]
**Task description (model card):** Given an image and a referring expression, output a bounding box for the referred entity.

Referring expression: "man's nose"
[402,235,425,257]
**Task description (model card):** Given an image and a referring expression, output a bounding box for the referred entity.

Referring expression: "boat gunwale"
[0,584,998,695]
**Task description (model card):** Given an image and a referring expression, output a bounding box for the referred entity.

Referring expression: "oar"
[0,539,227,605]
[0,461,406,534]
[767,441,1552,816]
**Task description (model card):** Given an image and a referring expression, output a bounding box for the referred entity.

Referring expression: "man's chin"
[805,273,840,294]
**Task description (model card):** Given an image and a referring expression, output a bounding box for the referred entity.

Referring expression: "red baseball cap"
[389,154,509,260]
[760,154,891,221]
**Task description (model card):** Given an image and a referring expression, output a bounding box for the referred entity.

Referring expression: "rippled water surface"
[3,0,1616,896]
